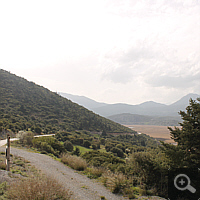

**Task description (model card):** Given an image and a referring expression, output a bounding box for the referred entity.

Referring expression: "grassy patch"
[101,171,130,194]
[0,151,71,199]
[74,145,92,154]
[61,154,87,171]
[0,161,6,170]
[0,152,36,177]
[85,167,104,179]
[6,175,71,200]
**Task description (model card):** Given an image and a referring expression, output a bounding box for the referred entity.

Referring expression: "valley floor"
[124,125,179,144]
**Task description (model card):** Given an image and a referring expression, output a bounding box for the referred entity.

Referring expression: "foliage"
[16,131,34,146]
[161,98,200,168]
[86,167,104,179]
[119,150,169,198]
[32,136,65,156]
[72,147,81,156]
[83,140,91,148]
[0,69,133,134]
[81,151,125,170]
[0,182,7,196]
[114,134,158,148]
[64,141,74,152]
[110,147,125,158]
[101,171,130,194]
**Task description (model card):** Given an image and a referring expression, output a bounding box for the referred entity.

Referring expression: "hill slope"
[0,69,133,134]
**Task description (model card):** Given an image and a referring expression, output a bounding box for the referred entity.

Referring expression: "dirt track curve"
[0,146,127,200]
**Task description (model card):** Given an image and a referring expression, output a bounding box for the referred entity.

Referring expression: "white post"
[6,134,10,171]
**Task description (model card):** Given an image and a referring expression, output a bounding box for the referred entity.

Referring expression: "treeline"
[0,69,134,135]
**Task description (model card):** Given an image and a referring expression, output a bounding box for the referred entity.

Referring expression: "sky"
[0,0,200,105]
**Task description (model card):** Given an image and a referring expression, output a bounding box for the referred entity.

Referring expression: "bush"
[72,147,80,156]
[0,182,7,196]
[110,147,125,158]
[64,141,73,152]
[6,176,71,199]
[61,154,87,171]
[83,140,91,148]
[32,137,65,156]
[0,161,6,170]
[82,151,125,170]
[101,171,129,194]
[100,138,105,145]
[40,142,55,155]
[34,127,42,134]
[92,144,97,150]
[86,167,104,179]
[16,131,34,146]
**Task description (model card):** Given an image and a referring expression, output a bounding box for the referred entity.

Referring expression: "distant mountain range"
[59,92,200,126]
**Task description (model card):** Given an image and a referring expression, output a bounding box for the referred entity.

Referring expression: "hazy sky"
[0,0,200,105]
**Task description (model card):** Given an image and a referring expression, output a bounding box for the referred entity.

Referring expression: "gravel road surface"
[0,146,127,200]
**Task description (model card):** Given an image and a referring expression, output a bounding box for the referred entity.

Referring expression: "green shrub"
[64,141,73,152]
[72,147,80,156]
[83,140,91,148]
[110,147,124,158]
[32,137,65,156]
[16,131,34,146]
[0,182,7,196]
[82,151,125,170]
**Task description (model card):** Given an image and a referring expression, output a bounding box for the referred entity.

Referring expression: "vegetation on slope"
[0,69,134,134]
[9,98,200,199]
[108,113,181,126]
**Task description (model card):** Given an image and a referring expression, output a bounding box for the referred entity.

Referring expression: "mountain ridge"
[0,69,133,134]
[59,92,199,125]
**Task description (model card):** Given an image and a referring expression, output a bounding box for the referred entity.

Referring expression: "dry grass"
[86,167,104,179]
[61,154,87,171]
[0,152,71,199]
[101,171,129,194]
[0,161,6,170]
[125,125,180,144]
[7,175,71,200]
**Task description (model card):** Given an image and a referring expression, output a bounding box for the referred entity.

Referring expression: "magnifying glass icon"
[174,174,196,193]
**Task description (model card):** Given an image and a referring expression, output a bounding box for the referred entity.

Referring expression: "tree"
[73,147,80,156]
[102,130,107,136]
[100,138,105,145]
[92,144,97,150]
[161,98,200,168]
[64,141,74,152]
[34,127,42,134]
[111,147,124,158]
[83,140,91,148]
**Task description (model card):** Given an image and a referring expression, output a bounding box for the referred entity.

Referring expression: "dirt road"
[0,146,126,200]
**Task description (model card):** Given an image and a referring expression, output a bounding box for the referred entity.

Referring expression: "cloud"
[102,66,133,84]
[1,0,200,105]
[145,72,200,89]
